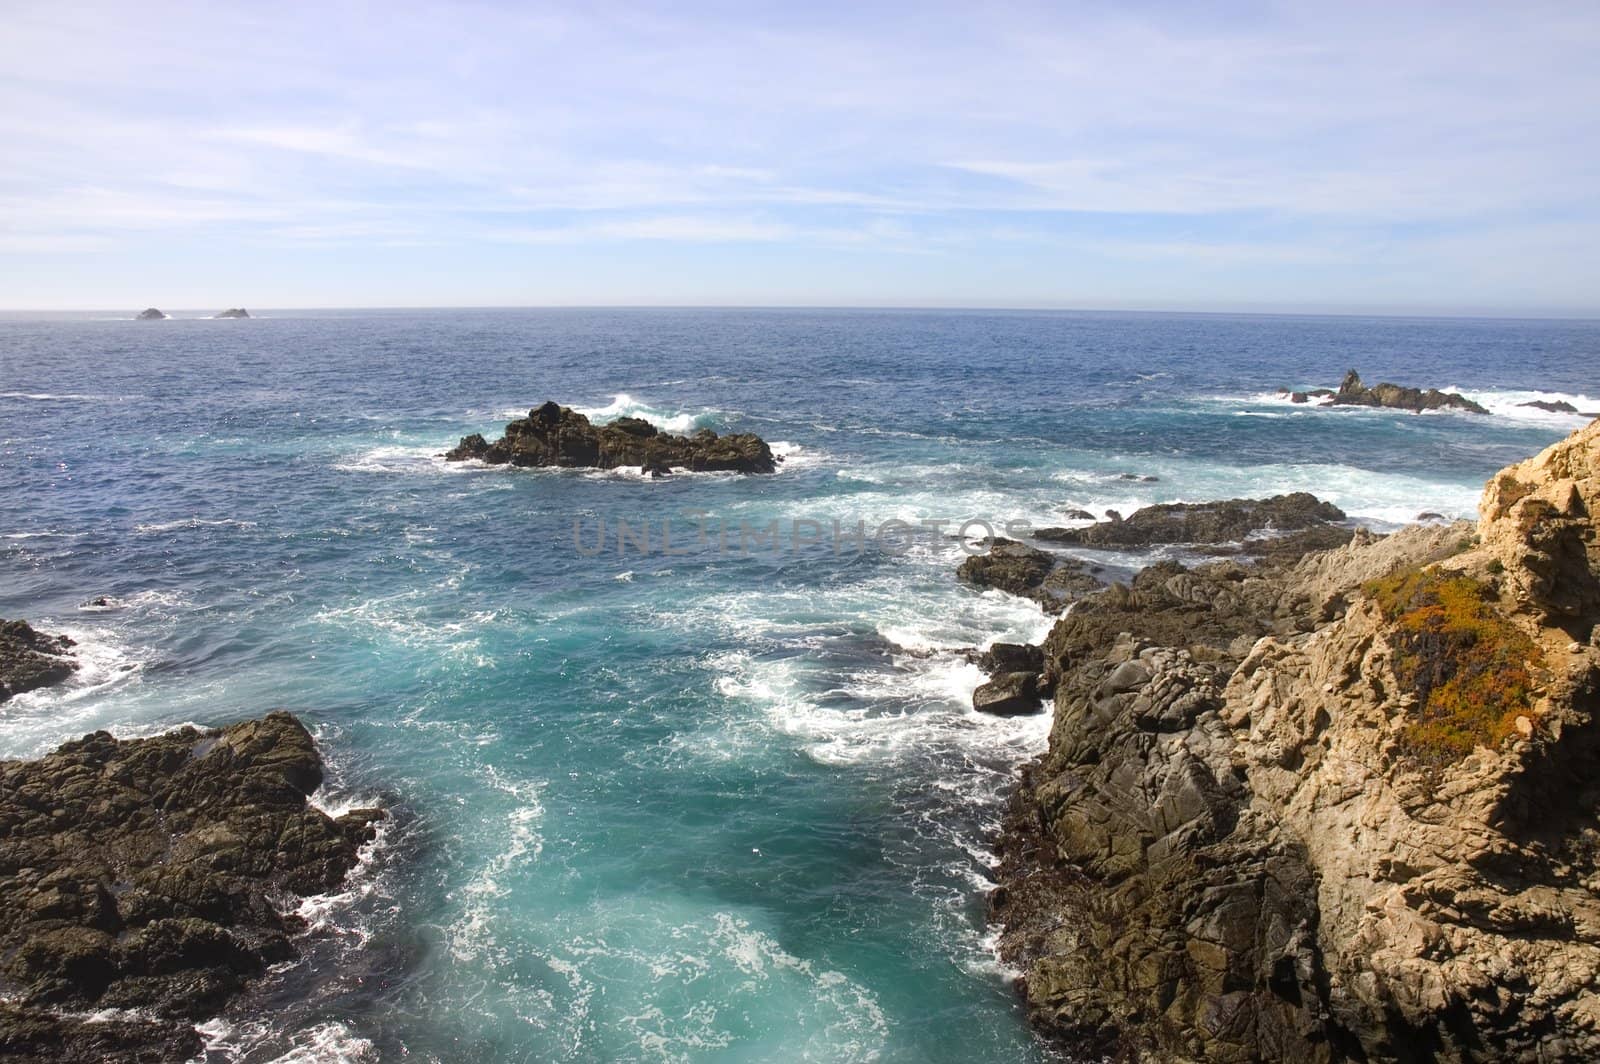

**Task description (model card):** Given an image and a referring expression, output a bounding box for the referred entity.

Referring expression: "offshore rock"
[989,421,1600,1060]
[0,712,383,1061]
[214,308,250,319]
[134,308,166,321]
[444,401,776,474]
[0,619,77,702]
[1327,369,1488,414]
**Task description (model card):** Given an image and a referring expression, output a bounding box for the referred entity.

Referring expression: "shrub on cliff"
[1365,569,1544,764]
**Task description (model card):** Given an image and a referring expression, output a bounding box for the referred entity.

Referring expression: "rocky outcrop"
[134,308,166,321]
[1518,399,1599,417]
[988,420,1600,1061]
[1035,493,1348,551]
[1327,369,1488,414]
[0,713,383,1062]
[444,401,777,474]
[0,620,77,702]
[957,539,1103,609]
[214,308,250,319]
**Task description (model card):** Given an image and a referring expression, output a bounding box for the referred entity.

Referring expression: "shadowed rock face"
[1035,493,1348,550]
[0,712,383,1062]
[134,308,166,320]
[1328,369,1488,414]
[985,421,1600,1061]
[444,401,777,474]
[0,619,77,703]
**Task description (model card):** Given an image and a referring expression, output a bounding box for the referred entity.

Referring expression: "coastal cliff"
[0,713,383,1062]
[988,421,1600,1061]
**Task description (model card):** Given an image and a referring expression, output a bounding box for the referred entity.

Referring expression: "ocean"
[1,308,1596,1062]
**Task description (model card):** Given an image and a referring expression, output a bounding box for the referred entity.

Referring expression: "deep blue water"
[1,308,1595,1062]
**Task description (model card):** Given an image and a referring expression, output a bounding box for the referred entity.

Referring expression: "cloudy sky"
[2,1,1597,312]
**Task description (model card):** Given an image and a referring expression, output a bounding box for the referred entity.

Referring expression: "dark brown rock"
[444,401,776,474]
[1035,493,1346,551]
[0,713,383,1058]
[956,540,1103,609]
[0,619,77,702]
[1326,369,1488,414]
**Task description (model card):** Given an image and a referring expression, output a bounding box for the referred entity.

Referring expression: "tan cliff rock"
[991,420,1600,1061]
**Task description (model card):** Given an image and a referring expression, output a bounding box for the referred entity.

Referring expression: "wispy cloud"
[0,1,1596,309]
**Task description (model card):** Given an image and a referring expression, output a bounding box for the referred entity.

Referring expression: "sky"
[1,1,1597,314]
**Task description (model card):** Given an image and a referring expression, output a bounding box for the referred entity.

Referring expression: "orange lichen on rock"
[1364,568,1544,763]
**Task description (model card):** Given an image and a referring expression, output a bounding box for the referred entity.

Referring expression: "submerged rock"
[1326,368,1488,414]
[0,713,383,1060]
[988,421,1600,1060]
[0,619,77,702]
[444,401,776,474]
[134,308,166,321]
[1035,492,1347,551]
[214,308,250,319]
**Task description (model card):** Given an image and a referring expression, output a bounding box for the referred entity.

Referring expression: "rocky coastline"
[0,713,383,1062]
[445,400,777,474]
[974,420,1600,1060]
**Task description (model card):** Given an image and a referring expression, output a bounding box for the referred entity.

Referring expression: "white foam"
[133,517,257,534]
[333,444,450,474]
[1444,386,1599,424]
[572,392,719,434]
[265,1023,378,1063]
[0,391,108,401]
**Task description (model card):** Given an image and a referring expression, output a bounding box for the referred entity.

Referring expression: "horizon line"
[3,302,1600,323]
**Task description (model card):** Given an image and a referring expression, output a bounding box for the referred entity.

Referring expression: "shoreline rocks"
[1035,493,1348,551]
[0,620,78,703]
[445,401,777,474]
[980,420,1600,1060]
[0,713,383,1061]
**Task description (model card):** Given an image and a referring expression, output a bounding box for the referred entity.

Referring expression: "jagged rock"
[0,620,77,702]
[134,308,166,321]
[989,423,1600,1060]
[214,308,250,319]
[957,540,1102,609]
[974,671,1044,716]
[1058,508,1096,521]
[1035,493,1346,551]
[1326,369,1488,414]
[444,401,776,474]
[0,713,383,1059]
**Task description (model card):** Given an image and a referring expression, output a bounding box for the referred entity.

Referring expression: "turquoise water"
[1,309,1595,1061]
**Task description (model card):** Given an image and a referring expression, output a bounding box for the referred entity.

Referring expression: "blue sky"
[2,1,1597,312]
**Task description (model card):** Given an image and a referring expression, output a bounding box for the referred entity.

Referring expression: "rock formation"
[0,620,77,702]
[986,420,1600,1061]
[957,539,1103,609]
[1521,399,1600,417]
[214,308,250,319]
[1035,493,1348,550]
[445,401,777,474]
[1327,369,1488,414]
[0,713,382,1061]
[134,308,166,321]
